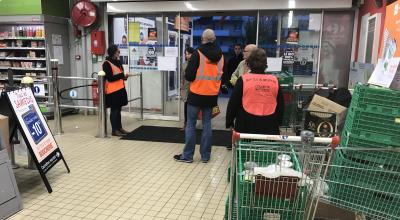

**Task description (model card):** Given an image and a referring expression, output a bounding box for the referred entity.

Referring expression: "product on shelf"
[28,51,36,57]
[16,40,22,47]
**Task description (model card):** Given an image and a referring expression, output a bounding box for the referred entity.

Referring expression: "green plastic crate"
[352,84,400,113]
[329,181,400,220]
[329,150,400,219]
[344,107,400,146]
[328,150,400,219]
[340,131,400,167]
[330,150,400,194]
[275,72,294,86]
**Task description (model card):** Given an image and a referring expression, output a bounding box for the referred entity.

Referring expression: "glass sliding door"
[109,13,189,120]
[125,14,165,117]
[319,11,355,87]
[162,13,184,118]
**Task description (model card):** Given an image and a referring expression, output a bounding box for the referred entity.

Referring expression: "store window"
[279,12,322,84]
[192,15,256,58]
[258,11,321,84]
[258,14,279,57]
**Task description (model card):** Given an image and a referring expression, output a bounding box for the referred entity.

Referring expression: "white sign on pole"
[165,46,178,57]
[53,46,64,65]
[158,56,177,71]
[69,90,77,98]
[266,57,283,72]
[33,84,45,97]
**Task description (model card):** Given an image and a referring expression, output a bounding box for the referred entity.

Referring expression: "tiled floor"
[8,109,231,220]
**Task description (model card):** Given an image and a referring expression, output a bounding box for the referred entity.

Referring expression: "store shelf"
[0,47,45,50]
[0,37,45,40]
[0,57,46,61]
[0,77,47,82]
[0,66,46,71]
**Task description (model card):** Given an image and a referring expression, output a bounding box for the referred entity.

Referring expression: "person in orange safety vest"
[226,48,285,136]
[102,45,131,137]
[174,29,224,163]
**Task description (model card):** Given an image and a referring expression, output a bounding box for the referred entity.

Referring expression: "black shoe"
[119,128,130,134]
[112,130,126,137]
[173,154,193,163]
[202,160,209,163]
[226,145,232,150]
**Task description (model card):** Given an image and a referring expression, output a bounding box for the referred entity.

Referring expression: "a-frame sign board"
[6,87,70,193]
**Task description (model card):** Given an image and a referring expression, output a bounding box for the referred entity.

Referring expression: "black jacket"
[223,53,243,86]
[226,75,285,135]
[185,42,223,108]
[102,58,128,108]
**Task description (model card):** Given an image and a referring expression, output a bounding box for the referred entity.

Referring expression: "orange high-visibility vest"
[104,60,125,94]
[242,73,279,116]
[190,51,224,96]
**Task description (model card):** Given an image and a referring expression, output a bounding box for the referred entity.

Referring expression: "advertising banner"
[369,1,400,89]
[6,88,69,193]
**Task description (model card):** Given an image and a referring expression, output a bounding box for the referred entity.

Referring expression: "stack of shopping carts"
[326,84,400,219]
[225,132,338,220]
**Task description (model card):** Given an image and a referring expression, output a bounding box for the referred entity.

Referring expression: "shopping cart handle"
[232,131,340,149]
[331,135,340,149]
[232,130,240,143]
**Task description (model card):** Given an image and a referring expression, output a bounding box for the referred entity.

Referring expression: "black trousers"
[110,106,122,132]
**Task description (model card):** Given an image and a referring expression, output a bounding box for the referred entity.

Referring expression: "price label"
[22,107,48,144]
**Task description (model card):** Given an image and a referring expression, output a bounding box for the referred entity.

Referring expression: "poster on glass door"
[128,17,159,71]
[113,17,129,66]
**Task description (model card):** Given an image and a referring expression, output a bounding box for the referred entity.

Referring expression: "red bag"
[198,106,220,120]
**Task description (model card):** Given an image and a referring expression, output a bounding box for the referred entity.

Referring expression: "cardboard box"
[0,114,10,154]
[307,95,348,125]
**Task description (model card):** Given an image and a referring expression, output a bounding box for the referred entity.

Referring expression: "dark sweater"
[223,53,243,86]
[226,75,285,135]
[185,42,224,108]
[102,58,128,108]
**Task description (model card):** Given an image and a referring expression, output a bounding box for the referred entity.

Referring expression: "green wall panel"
[0,0,42,15]
[41,0,70,18]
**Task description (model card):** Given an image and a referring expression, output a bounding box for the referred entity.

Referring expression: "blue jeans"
[182,104,212,161]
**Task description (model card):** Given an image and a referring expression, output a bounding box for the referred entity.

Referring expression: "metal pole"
[140,72,144,120]
[51,59,63,135]
[316,11,324,85]
[256,11,260,46]
[9,143,19,169]
[97,71,107,138]
[228,140,237,220]
[277,13,282,57]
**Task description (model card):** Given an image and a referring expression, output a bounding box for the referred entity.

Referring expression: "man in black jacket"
[174,29,224,163]
[223,44,243,88]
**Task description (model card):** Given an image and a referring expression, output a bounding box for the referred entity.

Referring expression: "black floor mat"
[121,125,231,147]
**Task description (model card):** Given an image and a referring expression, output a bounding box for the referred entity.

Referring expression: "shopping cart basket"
[227,131,340,220]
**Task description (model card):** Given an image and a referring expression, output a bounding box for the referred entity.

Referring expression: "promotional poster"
[128,17,159,71]
[7,88,62,172]
[369,1,400,89]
